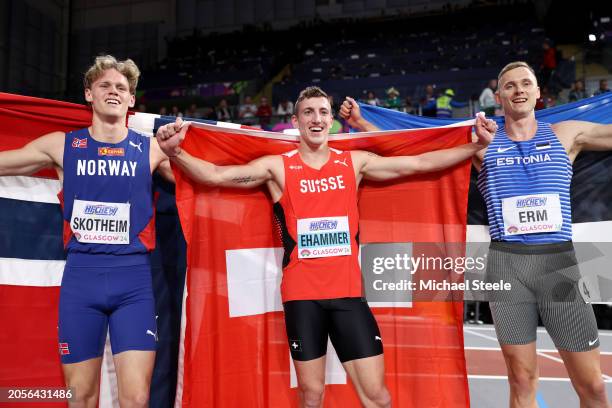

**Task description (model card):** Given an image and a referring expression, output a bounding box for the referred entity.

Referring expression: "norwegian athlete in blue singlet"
[0,55,173,407]
[59,127,157,364]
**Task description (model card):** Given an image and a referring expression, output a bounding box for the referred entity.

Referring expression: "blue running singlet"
[58,128,157,364]
[61,128,155,255]
[477,121,572,243]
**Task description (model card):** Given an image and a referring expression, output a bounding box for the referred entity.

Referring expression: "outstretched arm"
[354,143,481,181]
[156,117,277,188]
[355,113,496,181]
[0,131,64,176]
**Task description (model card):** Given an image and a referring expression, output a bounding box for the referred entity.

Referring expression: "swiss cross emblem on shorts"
[59,342,70,355]
[289,339,302,352]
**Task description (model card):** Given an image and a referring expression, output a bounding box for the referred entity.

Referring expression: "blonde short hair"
[83,55,140,94]
[497,61,537,85]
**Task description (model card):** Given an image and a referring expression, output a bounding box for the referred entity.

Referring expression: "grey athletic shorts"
[486,241,599,352]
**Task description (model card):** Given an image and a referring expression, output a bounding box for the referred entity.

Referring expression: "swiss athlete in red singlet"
[157,86,496,408]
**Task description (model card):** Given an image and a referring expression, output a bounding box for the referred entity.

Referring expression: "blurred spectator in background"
[421,84,437,117]
[540,39,557,87]
[328,95,338,116]
[385,87,402,110]
[593,79,610,96]
[436,88,467,118]
[568,80,587,102]
[276,98,294,122]
[159,106,168,116]
[535,86,555,110]
[203,105,217,120]
[171,105,183,117]
[479,79,498,116]
[256,96,273,128]
[186,103,204,119]
[365,91,381,106]
[216,99,232,122]
[403,96,415,115]
[137,103,147,113]
[239,95,257,119]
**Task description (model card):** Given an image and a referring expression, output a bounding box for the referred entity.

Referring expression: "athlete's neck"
[298,143,330,170]
[89,115,129,144]
[504,112,538,141]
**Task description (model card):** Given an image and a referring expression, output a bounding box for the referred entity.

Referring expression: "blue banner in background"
[358,93,612,227]
[358,93,612,129]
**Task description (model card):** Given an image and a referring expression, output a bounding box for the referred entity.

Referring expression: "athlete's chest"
[285,154,355,196]
[484,134,566,171]
[66,138,147,179]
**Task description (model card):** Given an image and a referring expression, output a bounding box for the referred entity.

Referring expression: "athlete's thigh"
[538,301,599,352]
[283,300,329,361]
[499,342,538,376]
[490,301,540,346]
[293,355,327,391]
[343,354,386,397]
[59,265,108,364]
[62,357,103,403]
[327,298,382,363]
[534,250,599,352]
[558,348,606,387]
[108,264,157,355]
[113,350,156,396]
[486,246,539,345]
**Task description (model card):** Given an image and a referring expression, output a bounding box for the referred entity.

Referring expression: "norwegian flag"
[71,137,87,148]
[58,342,70,355]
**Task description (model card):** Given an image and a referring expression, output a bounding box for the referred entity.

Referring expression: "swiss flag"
[174,122,472,407]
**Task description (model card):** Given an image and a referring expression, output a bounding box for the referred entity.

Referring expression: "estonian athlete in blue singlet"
[0,55,173,407]
[344,62,612,408]
[473,61,611,408]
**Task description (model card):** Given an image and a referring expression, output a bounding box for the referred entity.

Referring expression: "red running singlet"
[273,148,363,302]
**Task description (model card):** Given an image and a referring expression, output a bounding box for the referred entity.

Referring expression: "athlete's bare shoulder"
[551,120,597,158]
[551,120,590,139]
[37,130,66,145]
[259,154,285,179]
[33,131,66,167]
[149,136,166,167]
[258,154,284,202]
[349,150,376,168]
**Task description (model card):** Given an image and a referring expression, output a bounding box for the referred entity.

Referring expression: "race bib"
[70,199,130,244]
[297,216,351,259]
[502,194,563,235]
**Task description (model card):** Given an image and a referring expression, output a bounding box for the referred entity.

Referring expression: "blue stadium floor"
[465,325,612,407]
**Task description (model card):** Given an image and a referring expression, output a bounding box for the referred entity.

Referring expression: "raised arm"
[150,136,175,183]
[0,131,64,176]
[354,114,496,181]
[339,97,381,132]
[156,117,279,189]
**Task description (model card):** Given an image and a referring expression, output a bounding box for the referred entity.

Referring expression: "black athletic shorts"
[283,297,383,363]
